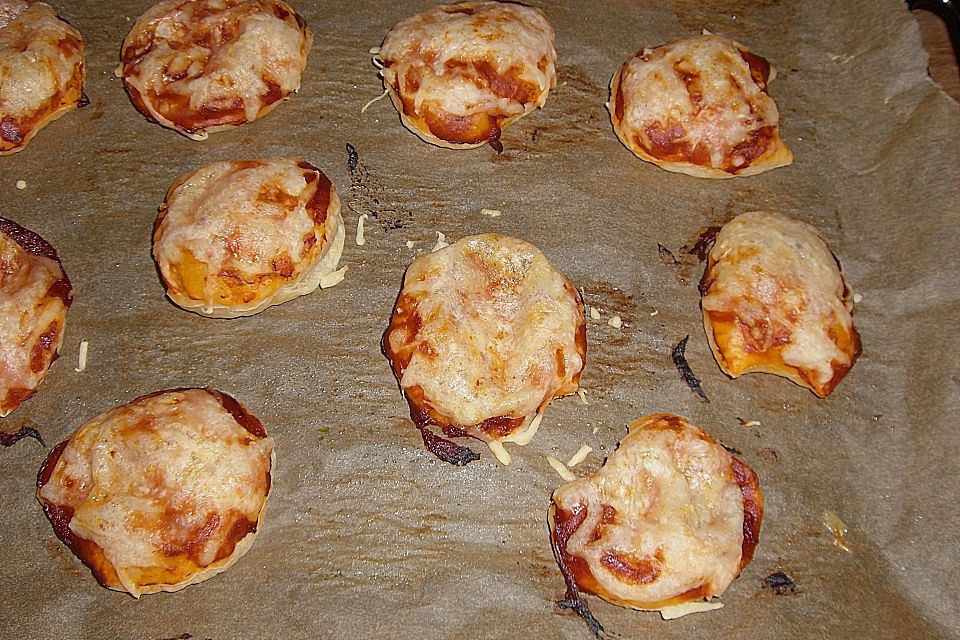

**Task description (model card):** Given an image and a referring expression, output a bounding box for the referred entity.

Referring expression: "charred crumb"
[721,443,742,455]
[762,571,797,595]
[346,142,359,172]
[157,634,198,640]
[559,589,604,640]
[489,137,504,154]
[0,425,45,447]
[671,336,709,402]
[417,426,480,466]
[531,128,540,142]
[77,93,90,108]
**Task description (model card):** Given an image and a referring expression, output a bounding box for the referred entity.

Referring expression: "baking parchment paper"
[2,1,958,638]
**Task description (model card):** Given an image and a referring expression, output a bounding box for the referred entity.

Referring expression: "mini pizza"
[550,413,762,619]
[0,217,71,416]
[383,234,586,465]
[609,33,792,178]
[700,210,861,397]
[377,1,556,150]
[0,0,84,155]
[153,157,345,318]
[36,388,274,598]
[118,0,311,140]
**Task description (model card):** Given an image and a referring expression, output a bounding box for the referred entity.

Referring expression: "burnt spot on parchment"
[520,65,609,148]
[577,280,660,396]
[345,143,414,231]
[670,0,787,32]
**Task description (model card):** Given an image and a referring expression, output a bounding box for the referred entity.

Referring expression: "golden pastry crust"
[378,1,556,150]
[0,217,72,416]
[118,0,311,140]
[36,388,274,598]
[609,33,792,178]
[700,211,861,397]
[0,0,84,155]
[153,157,344,318]
[383,234,586,464]
[550,413,763,611]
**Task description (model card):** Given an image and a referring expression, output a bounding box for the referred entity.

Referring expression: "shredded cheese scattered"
[405,240,416,249]
[75,340,89,372]
[480,208,502,217]
[547,456,576,482]
[650,309,659,316]
[823,511,852,553]
[742,419,761,427]
[592,425,599,435]
[361,88,389,113]
[368,46,381,55]
[566,445,592,468]
[659,600,724,619]
[607,315,623,329]
[319,265,348,289]
[15,180,26,190]
[432,231,449,252]
[577,389,588,405]
[487,440,512,465]
[356,214,368,246]
[852,292,863,304]
[589,306,601,320]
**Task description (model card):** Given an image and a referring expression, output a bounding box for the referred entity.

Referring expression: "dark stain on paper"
[345,143,414,231]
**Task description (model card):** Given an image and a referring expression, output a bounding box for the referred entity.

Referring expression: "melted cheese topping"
[153,157,344,318]
[552,414,753,609]
[385,234,585,444]
[610,34,791,177]
[38,389,273,597]
[0,226,69,416]
[700,211,860,397]
[119,0,311,139]
[0,1,84,154]
[379,1,556,147]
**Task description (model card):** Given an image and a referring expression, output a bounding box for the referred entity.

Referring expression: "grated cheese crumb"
[405,240,416,249]
[15,180,27,190]
[742,419,761,428]
[592,425,599,435]
[360,88,389,113]
[369,46,381,54]
[577,389,588,405]
[487,440,512,465]
[852,292,863,304]
[589,306,601,320]
[504,413,542,446]
[650,309,659,316]
[566,445,592,468]
[432,231,449,252]
[480,208,502,217]
[607,315,622,329]
[75,340,89,372]
[356,214,368,246]
[319,266,348,289]
[547,456,576,482]
[823,511,852,553]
